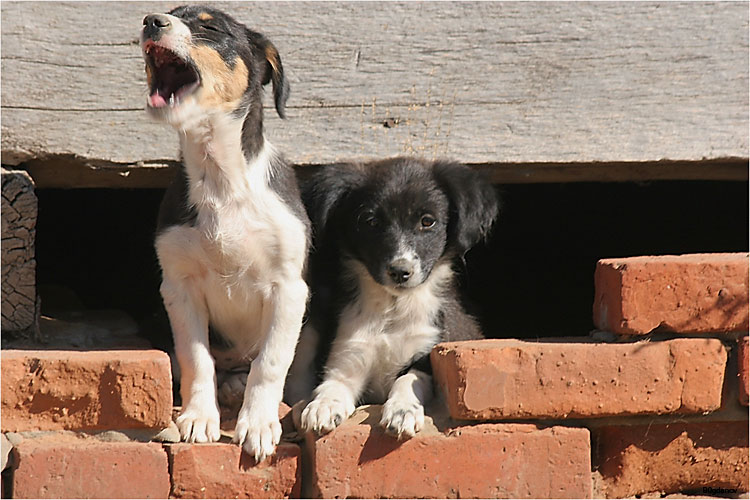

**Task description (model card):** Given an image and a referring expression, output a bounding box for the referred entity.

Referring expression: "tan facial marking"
[198,12,213,21]
[189,46,249,111]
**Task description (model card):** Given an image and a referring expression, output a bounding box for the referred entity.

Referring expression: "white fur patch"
[300,260,452,435]
[380,370,432,439]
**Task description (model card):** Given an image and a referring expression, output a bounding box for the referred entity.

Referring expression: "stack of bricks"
[2,253,748,498]
[304,253,749,498]
[0,351,302,498]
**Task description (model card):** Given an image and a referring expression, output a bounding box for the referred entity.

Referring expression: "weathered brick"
[1,350,172,432]
[593,253,749,335]
[168,442,301,499]
[307,406,592,499]
[594,422,749,498]
[432,338,727,420]
[11,434,170,498]
[739,336,749,406]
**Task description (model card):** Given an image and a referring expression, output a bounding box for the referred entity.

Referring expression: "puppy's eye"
[366,215,380,228]
[201,24,220,32]
[420,214,436,229]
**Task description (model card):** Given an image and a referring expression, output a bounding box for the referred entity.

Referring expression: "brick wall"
[1,253,748,498]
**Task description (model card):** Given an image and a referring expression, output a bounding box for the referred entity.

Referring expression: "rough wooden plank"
[14,156,747,189]
[1,169,37,331]
[1,2,748,186]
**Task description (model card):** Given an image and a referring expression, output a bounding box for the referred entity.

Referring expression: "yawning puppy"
[141,6,309,461]
[286,158,499,438]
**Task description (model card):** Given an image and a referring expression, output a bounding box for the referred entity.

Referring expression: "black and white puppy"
[141,6,309,461]
[286,158,498,438]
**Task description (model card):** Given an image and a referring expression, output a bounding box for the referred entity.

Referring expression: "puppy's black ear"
[303,164,365,239]
[433,161,499,256]
[248,30,290,118]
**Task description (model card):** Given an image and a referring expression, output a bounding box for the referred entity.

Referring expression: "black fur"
[303,157,499,383]
[156,166,197,233]
[268,155,311,243]
[432,161,499,257]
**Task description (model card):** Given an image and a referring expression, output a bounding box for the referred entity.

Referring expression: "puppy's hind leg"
[161,277,221,443]
[381,368,433,440]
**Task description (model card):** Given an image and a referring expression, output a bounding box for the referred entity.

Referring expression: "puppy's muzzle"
[387,258,415,285]
[143,14,172,41]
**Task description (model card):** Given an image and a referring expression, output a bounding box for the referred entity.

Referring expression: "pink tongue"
[149,92,167,108]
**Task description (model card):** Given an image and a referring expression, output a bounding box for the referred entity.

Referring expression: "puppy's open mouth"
[144,42,200,108]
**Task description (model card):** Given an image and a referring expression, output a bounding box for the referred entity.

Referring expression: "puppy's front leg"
[381,368,432,439]
[234,277,308,462]
[161,277,221,443]
[301,332,374,435]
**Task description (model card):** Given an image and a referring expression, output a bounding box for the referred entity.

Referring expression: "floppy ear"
[302,164,366,240]
[247,30,290,118]
[432,161,499,256]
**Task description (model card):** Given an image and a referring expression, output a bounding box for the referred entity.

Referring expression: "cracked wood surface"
[1,169,37,331]
[1,2,748,187]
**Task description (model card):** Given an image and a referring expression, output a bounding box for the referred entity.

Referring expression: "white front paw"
[380,397,424,439]
[301,396,355,435]
[176,403,221,443]
[233,403,281,463]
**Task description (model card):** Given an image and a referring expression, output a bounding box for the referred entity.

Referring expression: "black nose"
[143,14,171,38]
[387,260,413,284]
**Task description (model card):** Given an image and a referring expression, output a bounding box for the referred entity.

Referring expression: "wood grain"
[1,2,747,186]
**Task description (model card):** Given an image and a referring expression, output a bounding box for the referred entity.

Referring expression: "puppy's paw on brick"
[301,396,355,435]
[176,404,221,443]
[380,398,424,439]
[234,403,282,462]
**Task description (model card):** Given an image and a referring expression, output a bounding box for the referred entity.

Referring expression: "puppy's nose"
[143,14,172,39]
[387,259,413,284]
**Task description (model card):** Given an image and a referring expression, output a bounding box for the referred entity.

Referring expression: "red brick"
[11,434,170,498]
[593,253,749,335]
[1,350,172,432]
[307,406,592,499]
[594,422,749,498]
[432,338,727,420]
[740,337,749,406]
[168,442,301,499]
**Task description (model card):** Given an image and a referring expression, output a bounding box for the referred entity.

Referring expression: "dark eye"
[366,215,380,228]
[201,24,220,32]
[420,214,436,229]
[359,210,379,228]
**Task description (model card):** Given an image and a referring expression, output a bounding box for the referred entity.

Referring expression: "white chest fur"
[155,115,307,358]
[338,261,452,401]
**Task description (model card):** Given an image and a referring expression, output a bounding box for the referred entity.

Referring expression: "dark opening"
[34,179,748,347]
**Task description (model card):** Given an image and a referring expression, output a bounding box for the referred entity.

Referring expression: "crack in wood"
[0,56,98,69]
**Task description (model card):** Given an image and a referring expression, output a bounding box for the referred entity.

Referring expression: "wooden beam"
[19,156,748,189]
[2,2,748,185]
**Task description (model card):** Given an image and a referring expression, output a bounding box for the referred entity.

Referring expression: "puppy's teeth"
[169,94,175,106]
